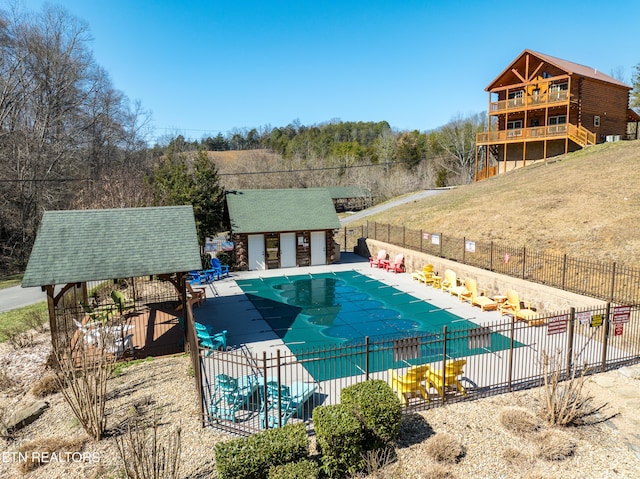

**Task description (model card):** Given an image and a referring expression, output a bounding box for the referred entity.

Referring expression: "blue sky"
[15,0,640,143]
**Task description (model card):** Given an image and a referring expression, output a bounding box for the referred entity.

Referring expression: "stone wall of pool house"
[362,238,605,314]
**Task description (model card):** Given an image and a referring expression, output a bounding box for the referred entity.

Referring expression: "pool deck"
[195,252,502,357]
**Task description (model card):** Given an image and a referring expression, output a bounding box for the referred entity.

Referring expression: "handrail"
[490,90,570,114]
[477,124,570,144]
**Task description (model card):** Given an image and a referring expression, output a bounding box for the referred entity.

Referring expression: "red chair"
[369,249,388,268]
[385,254,405,273]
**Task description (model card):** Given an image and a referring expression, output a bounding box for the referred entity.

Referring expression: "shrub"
[267,459,320,479]
[115,415,181,479]
[215,422,308,479]
[313,404,364,478]
[17,437,86,473]
[539,350,603,426]
[216,251,232,268]
[423,432,465,464]
[340,379,402,450]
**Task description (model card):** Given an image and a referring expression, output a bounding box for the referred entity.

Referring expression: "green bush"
[214,422,308,479]
[313,404,364,478]
[267,459,320,479]
[341,379,402,450]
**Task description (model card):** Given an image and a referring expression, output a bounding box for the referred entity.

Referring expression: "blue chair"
[208,258,230,280]
[194,322,227,354]
[259,380,317,428]
[209,374,257,422]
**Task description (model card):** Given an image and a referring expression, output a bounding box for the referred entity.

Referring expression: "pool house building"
[225,188,341,271]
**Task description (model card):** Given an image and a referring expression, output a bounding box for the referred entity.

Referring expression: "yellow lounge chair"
[388,364,431,405]
[461,278,497,311]
[499,289,544,326]
[427,359,467,397]
[441,269,467,298]
[411,264,435,285]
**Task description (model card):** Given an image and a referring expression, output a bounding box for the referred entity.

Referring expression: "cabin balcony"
[476,123,595,147]
[489,90,570,114]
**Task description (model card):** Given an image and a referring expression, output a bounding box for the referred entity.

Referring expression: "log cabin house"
[224,189,341,271]
[475,49,640,181]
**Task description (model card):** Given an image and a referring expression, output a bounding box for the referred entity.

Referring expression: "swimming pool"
[237,270,514,381]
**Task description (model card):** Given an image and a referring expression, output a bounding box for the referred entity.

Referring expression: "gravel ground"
[1,330,639,479]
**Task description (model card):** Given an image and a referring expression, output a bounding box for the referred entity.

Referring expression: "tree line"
[4,4,639,277]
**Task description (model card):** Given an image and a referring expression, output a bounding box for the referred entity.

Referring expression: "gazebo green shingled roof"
[225,188,341,234]
[22,206,202,287]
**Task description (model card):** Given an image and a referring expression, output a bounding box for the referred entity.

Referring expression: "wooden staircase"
[567,124,596,147]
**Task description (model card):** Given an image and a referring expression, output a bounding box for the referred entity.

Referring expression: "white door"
[248,234,265,270]
[280,232,296,268]
[310,231,326,266]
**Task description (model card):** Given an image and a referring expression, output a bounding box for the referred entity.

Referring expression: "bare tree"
[434,112,486,184]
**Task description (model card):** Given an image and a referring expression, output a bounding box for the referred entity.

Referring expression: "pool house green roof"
[225,188,341,234]
[22,206,202,287]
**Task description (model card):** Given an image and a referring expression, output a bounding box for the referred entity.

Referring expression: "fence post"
[262,351,269,429]
[507,317,515,392]
[439,232,443,258]
[403,226,406,248]
[365,336,370,380]
[387,223,390,244]
[462,236,466,264]
[344,226,347,251]
[490,241,494,271]
[609,262,617,303]
[420,230,423,252]
[561,254,567,290]
[522,247,526,279]
[366,220,369,238]
[276,349,282,428]
[440,326,448,401]
[566,308,575,375]
[601,302,611,372]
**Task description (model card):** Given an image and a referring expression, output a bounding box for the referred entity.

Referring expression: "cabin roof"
[486,49,631,91]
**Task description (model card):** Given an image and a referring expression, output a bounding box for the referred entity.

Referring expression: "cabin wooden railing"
[490,90,570,113]
[477,124,568,144]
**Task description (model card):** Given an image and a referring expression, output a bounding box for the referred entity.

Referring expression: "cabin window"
[550,83,568,92]
[508,90,524,99]
[594,115,601,127]
[507,120,523,129]
[548,115,566,125]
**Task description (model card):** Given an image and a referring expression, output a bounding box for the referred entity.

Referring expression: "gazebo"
[21,205,203,358]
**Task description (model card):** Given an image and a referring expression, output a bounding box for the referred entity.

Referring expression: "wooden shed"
[325,186,374,212]
[225,189,341,271]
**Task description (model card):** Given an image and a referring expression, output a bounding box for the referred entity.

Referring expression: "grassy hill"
[345,139,640,267]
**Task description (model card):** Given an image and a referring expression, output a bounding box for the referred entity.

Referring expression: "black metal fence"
[199,302,640,436]
[334,222,640,305]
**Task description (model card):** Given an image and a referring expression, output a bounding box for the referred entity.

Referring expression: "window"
[548,115,566,125]
[507,90,524,107]
[594,115,601,127]
[507,120,523,129]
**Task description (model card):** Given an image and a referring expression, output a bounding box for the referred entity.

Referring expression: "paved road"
[340,188,451,225]
[0,284,46,313]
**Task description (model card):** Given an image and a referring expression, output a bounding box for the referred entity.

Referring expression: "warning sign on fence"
[612,305,631,324]
[577,311,591,325]
[614,323,624,336]
[590,314,604,328]
[547,315,568,335]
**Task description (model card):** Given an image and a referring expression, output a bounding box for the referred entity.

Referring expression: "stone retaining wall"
[362,238,605,314]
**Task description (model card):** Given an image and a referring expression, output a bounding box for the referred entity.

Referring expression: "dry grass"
[534,429,575,461]
[499,407,543,437]
[422,432,465,464]
[344,139,640,267]
[31,373,61,398]
[17,436,87,473]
